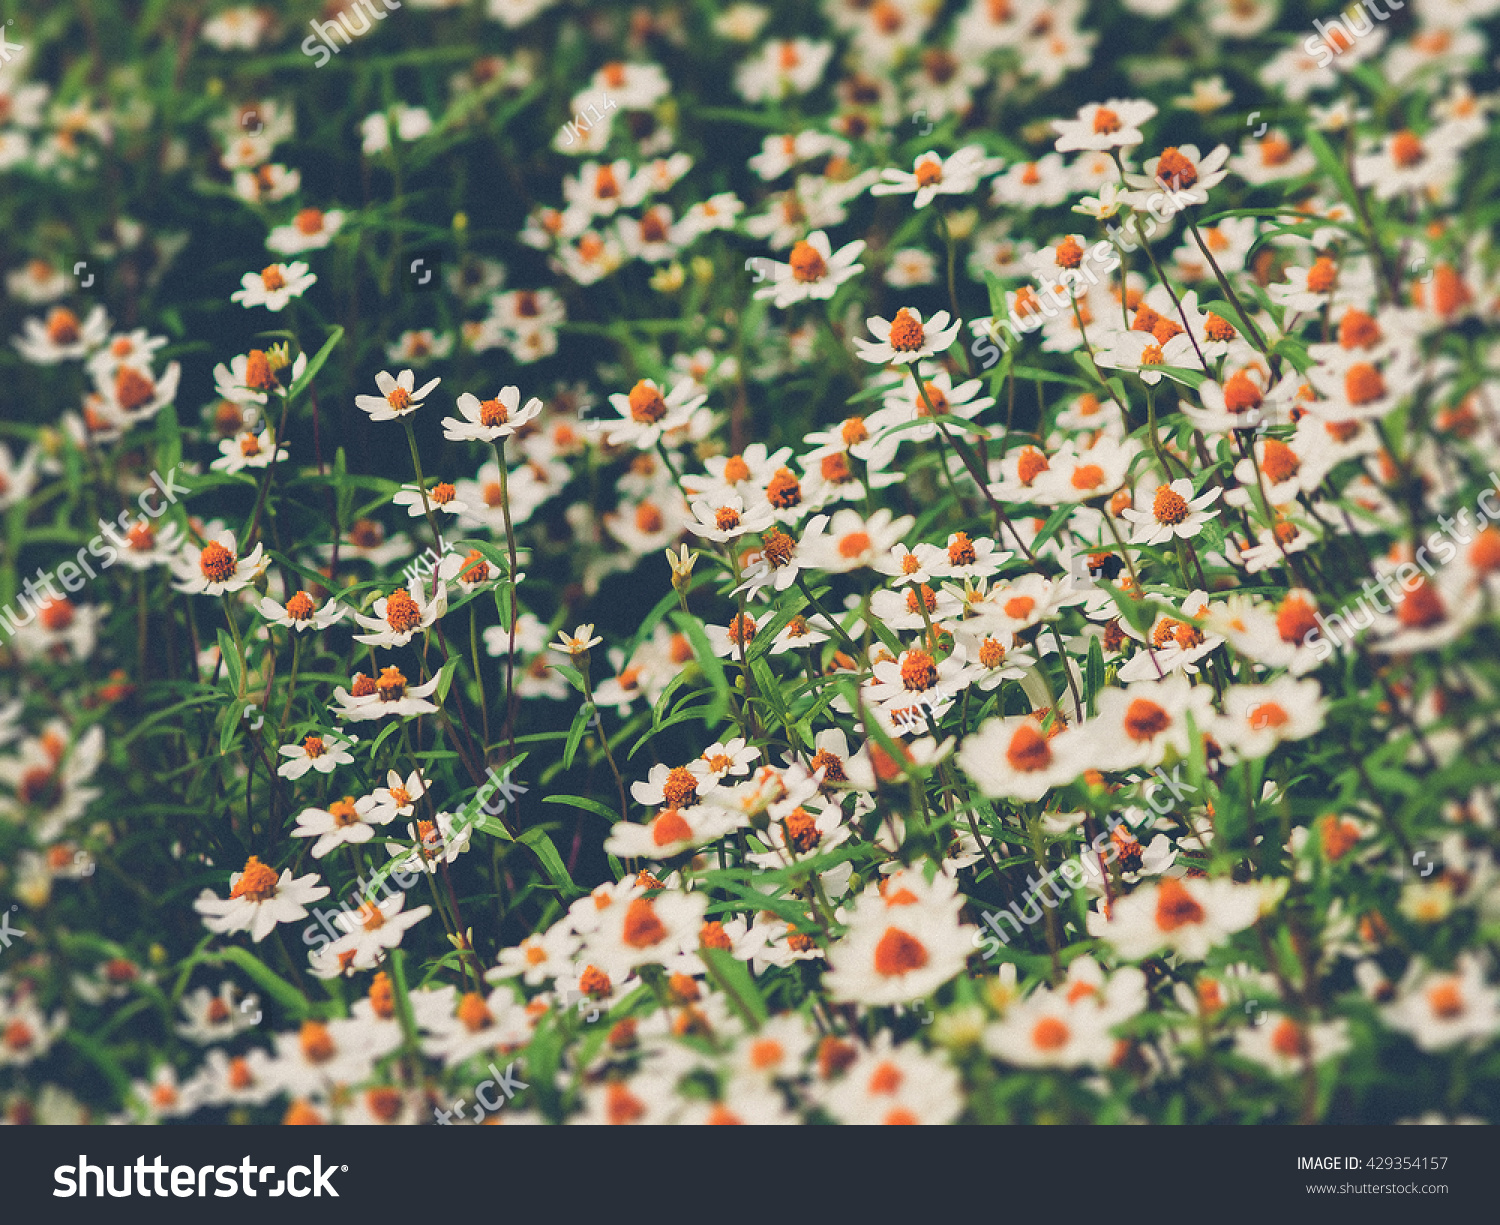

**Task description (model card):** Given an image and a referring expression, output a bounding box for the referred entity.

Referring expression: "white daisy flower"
[229,261,317,311]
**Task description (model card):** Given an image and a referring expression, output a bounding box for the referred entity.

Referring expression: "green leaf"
[746,589,809,662]
[845,379,905,404]
[651,669,693,730]
[751,656,789,728]
[563,702,593,770]
[1012,365,1092,389]
[1154,364,1209,390]
[217,629,242,695]
[1085,636,1105,717]
[334,446,352,529]
[288,325,344,400]
[1304,128,1361,215]
[670,610,730,727]
[543,793,620,823]
[1032,504,1073,553]
[518,827,578,896]
[218,703,242,757]
[214,945,312,1018]
[155,402,182,475]
[63,1032,134,1106]
[699,948,766,1029]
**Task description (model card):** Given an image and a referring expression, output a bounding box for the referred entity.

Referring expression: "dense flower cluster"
[0,0,1498,1126]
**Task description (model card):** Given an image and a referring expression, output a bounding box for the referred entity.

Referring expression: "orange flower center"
[1259,137,1292,166]
[914,159,943,187]
[820,452,853,483]
[873,926,929,976]
[627,380,667,423]
[1152,485,1190,525]
[728,613,757,646]
[1271,1019,1310,1058]
[115,367,156,412]
[38,598,74,631]
[761,526,795,567]
[1338,308,1381,349]
[1124,697,1171,741]
[782,807,820,853]
[199,542,238,584]
[1397,578,1445,628]
[810,748,847,784]
[1092,106,1122,135]
[1204,312,1237,342]
[900,648,939,691]
[887,308,926,351]
[699,920,732,951]
[1222,371,1263,414]
[479,398,509,427]
[652,809,694,847]
[789,240,827,282]
[458,550,489,584]
[622,897,669,948]
[1344,363,1386,406]
[1004,595,1035,620]
[456,992,493,1032]
[229,856,279,902]
[1427,982,1464,1018]
[1154,146,1198,189]
[1319,814,1361,861]
[1055,237,1084,269]
[606,1082,646,1124]
[386,385,412,412]
[1390,130,1424,168]
[946,532,977,566]
[1276,595,1319,643]
[295,208,324,235]
[640,210,669,244]
[1261,438,1300,484]
[766,467,802,508]
[1006,724,1052,772]
[1032,1016,1070,1050]
[1306,256,1338,294]
[661,766,700,808]
[1071,464,1106,491]
[1017,446,1049,485]
[914,382,948,416]
[376,665,409,701]
[385,589,423,633]
[1468,528,1500,573]
[837,531,871,559]
[580,965,613,997]
[260,265,287,291]
[46,308,81,345]
[1154,877,1204,930]
[1249,702,1290,730]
